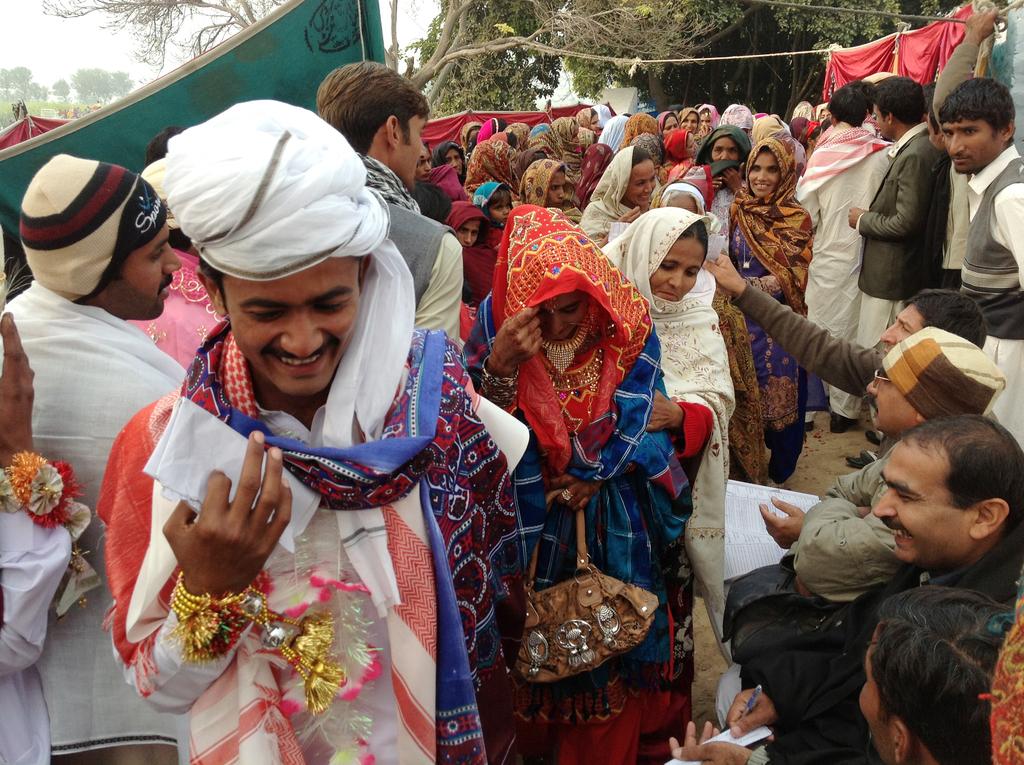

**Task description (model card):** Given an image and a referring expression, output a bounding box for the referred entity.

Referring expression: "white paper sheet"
[143,398,321,552]
[724,480,819,582]
[666,725,774,764]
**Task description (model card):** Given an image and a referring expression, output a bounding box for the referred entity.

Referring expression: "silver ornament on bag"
[526,630,549,677]
[595,602,621,648]
[556,620,596,668]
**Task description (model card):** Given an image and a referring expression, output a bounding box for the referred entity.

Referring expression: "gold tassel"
[282,611,345,714]
[303,657,346,715]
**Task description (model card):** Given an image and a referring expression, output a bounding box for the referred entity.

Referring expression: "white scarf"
[604,208,735,628]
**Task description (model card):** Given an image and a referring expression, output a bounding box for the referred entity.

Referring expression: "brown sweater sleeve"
[733,286,880,396]
[933,39,980,120]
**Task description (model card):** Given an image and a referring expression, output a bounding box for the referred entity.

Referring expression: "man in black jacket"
[674,414,1024,765]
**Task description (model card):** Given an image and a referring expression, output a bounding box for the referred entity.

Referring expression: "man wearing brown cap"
[783,327,1007,602]
[4,154,184,763]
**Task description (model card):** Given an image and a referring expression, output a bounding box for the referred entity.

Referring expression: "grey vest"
[963,157,1024,340]
[387,203,449,305]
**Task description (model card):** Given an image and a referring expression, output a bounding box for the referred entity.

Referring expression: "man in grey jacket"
[317,62,463,340]
[849,77,944,348]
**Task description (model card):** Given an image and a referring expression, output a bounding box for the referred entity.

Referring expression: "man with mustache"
[783,328,1005,602]
[98,101,526,765]
[692,414,1024,765]
[940,76,1024,447]
[4,155,185,763]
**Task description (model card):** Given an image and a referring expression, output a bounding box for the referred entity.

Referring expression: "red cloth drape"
[822,4,972,100]
[0,116,68,150]
[823,34,898,100]
[422,104,596,148]
[896,3,972,83]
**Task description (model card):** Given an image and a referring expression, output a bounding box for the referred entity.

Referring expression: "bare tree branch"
[43,0,277,68]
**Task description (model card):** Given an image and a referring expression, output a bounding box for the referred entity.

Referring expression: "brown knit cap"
[882,327,1006,419]
[20,154,165,300]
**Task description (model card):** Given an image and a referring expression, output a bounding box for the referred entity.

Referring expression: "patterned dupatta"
[464,206,686,574]
[464,208,688,714]
[103,325,519,764]
[731,137,814,315]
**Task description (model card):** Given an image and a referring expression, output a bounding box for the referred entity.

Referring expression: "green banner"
[0,0,385,237]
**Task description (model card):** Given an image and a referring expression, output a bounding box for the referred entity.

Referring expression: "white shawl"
[604,208,735,630]
[4,281,184,747]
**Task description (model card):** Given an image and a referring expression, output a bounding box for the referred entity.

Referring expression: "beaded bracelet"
[169,572,345,714]
[480,362,519,408]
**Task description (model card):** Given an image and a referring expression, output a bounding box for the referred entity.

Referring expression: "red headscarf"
[490,205,651,471]
[576,143,615,210]
[447,201,494,305]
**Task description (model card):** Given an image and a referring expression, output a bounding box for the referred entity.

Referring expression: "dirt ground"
[690,409,873,725]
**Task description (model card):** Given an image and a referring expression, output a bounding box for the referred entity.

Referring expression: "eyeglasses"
[873,368,891,384]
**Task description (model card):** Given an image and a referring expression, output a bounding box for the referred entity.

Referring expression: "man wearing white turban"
[99,101,528,765]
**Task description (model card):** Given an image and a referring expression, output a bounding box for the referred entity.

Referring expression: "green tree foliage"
[53,79,72,101]
[423,0,966,117]
[415,0,562,113]
[71,68,134,103]
[0,68,49,102]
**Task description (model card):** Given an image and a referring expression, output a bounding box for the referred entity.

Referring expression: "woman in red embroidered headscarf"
[724,137,813,484]
[464,206,692,765]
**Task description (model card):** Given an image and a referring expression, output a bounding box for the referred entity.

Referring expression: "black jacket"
[740,519,1024,765]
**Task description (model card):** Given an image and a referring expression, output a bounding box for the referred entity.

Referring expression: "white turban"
[164,100,415,446]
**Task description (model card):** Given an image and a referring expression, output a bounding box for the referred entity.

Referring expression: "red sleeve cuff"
[675,401,714,459]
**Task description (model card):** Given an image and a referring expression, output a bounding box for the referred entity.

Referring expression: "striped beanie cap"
[20,154,166,300]
[882,327,1006,419]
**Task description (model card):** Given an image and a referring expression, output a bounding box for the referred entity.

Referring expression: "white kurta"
[0,511,71,765]
[966,145,1024,446]
[801,149,889,418]
[4,283,185,753]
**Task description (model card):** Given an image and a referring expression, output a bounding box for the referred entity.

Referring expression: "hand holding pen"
[726,684,779,737]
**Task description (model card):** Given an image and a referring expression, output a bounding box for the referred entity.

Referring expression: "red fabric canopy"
[823,4,971,100]
[897,3,972,83]
[0,115,69,150]
[422,104,595,148]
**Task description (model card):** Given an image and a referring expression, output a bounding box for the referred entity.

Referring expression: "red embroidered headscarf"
[490,205,651,471]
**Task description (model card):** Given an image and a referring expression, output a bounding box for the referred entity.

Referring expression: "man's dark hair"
[631,146,652,167]
[197,256,224,292]
[871,587,1004,765]
[906,288,987,347]
[412,182,452,223]
[923,83,940,132]
[874,77,926,126]
[901,415,1024,528]
[938,77,1016,133]
[848,80,878,111]
[316,62,430,154]
[145,126,185,166]
[829,84,870,127]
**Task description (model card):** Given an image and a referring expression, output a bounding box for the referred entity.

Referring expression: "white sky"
[0,0,435,91]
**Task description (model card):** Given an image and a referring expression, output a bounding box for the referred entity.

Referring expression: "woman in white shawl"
[604,207,736,635]
[598,113,629,152]
[579,145,657,245]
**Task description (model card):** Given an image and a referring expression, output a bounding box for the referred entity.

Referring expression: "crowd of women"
[406,99,831,761]
[421,102,826,493]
